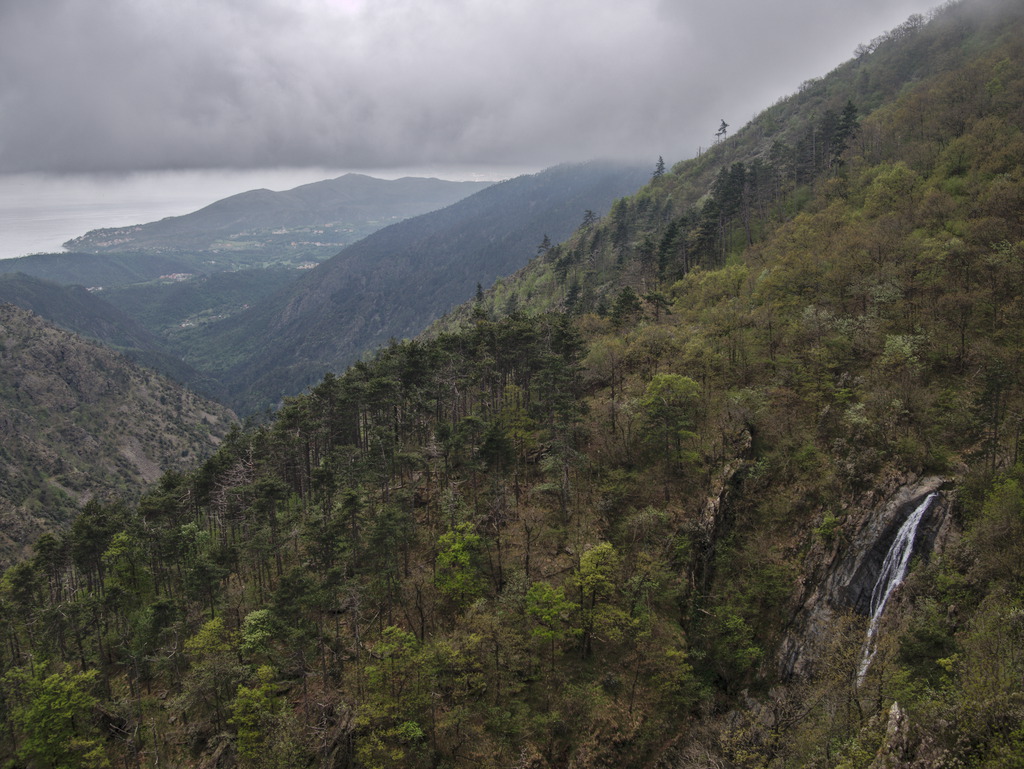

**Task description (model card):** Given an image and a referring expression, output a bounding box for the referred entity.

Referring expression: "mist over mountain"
[183,160,651,413]
[3,2,1024,768]
[0,0,936,174]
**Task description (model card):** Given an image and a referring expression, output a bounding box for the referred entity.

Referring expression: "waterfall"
[857,492,937,681]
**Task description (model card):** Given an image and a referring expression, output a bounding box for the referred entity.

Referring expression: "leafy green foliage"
[3,663,109,768]
[435,523,485,607]
[2,3,1024,766]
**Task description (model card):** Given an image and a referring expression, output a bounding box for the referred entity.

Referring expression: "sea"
[0,165,526,261]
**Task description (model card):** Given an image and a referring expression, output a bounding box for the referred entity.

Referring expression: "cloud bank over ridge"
[0,0,938,174]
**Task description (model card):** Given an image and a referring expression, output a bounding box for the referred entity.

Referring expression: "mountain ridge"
[2,2,1024,767]
[180,160,651,413]
[63,173,494,257]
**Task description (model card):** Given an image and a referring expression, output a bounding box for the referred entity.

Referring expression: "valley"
[0,161,650,414]
[0,304,234,566]
[1,1,1024,767]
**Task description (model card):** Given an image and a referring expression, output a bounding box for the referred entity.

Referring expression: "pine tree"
[716,119,730,142]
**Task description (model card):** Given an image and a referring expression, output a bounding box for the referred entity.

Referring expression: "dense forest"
[3,0,1024,766]
[177,160,650,415]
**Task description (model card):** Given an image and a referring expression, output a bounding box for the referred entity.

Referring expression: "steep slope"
[186,160,650,413]
[0,272,224,398]
[102,267,295,344]
[442,0,1024,325]
[0,304,235,565]
[64,173,493,257]
[2,3,1024,769]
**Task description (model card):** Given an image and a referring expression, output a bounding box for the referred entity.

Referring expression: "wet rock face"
[777,475,954,679]
[844,488,948,616]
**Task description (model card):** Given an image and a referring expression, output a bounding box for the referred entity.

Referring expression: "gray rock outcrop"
[777,474,956,679]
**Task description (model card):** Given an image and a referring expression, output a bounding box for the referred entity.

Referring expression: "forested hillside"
[0,273,224,398]
[64,174,492,261]
[443,0,1024,325]
[0,250,200,288]
[181,161,649,414]
[2,1,1024,767]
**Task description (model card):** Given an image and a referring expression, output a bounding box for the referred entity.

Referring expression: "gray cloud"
[0,0,939,174]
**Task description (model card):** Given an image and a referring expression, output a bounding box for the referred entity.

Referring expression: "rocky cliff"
[778,474,957,679]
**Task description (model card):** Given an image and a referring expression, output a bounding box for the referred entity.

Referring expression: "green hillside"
[440,0,1024,326]
[103,267,295,345]
[0,250,200,288]
[180,161,650,414]
[64,174,493,261]
[0,273,225,398]
[1,1,1024,767]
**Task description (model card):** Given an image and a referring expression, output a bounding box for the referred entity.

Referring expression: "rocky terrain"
[0,303,235,563]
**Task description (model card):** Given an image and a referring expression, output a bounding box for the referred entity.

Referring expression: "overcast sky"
[0,0,940,176]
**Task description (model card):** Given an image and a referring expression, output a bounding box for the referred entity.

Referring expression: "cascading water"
[857,492,937,681]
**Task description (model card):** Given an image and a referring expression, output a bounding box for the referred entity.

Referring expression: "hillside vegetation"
[0,251,201,288]
[1,1,1024,767]
[0,273,225,398]
[64,174,493,263]
[0,304,235,566]
[180,161,649,414]
[443,0,1024,326]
